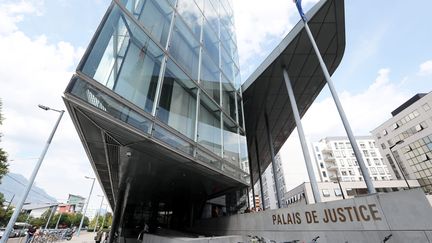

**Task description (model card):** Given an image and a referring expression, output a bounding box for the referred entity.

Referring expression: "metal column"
[302,22,376,194]
[283,68,321,203]
[264,112,282,208]
[254,137,266,210]
[247,150,256,209]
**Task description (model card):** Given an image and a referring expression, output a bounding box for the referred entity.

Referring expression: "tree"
[0,98,8,181]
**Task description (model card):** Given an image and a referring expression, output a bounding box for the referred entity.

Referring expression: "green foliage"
[0,204,28,227]
[88,212,112,230]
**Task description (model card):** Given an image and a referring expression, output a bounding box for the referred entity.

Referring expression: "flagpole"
[294,0,376,194]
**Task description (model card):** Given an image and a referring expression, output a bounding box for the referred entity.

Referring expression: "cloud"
[418,60,432,76]
[280,68,410,190]
[0,0,44,35]
[233,0,319,80]
[0,1,106,213]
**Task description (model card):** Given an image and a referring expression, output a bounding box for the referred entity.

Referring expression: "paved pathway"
[6,232,96,243]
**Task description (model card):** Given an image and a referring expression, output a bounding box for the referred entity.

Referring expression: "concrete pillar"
[264,112,282,208]
[255,137,266,210]
[282,68,321,203]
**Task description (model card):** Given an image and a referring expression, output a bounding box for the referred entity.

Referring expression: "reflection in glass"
[169,16,200,81]
[221,76,236,121]
[177,0,202,40]
[203,19,219,65]
[223,115,240,165]
[153,124,194,155]
[200,50,220,104]
[70,78,152,135]
[204,0,219,34]
[237,94,244,129]
[81,5,164,113]
[239,130,248,173]
[127,0,174,47]
[157,59,197,139]
[199,93,222,156]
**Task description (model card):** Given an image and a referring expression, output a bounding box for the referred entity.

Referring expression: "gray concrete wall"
[192,189,432,243]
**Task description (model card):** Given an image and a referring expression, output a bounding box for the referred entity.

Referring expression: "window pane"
[157,59,197,139]
[200,50,221,103]
[221,76,236,121]
[239,130,248,173]
[223,114,240,165]
[204,0,219,35]
[169,16,200,81]
[221,47,234,84]
[153,124,193,155]
[177,0,202,40]
[70,78,152,135]
[133,0,174,47]
[237,94,244,129]
[81,6,163,113]
[198,93,222,156]
[203,18,219,65]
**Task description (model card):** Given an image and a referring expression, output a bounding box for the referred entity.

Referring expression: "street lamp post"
[94,195,104,232]
[389,140,411,189]
[45,205,57,229]
[0,105,64,243]
[76,176,96,236]
[55,212,63,229]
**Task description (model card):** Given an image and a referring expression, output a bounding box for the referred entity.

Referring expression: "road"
[6,232,95,243]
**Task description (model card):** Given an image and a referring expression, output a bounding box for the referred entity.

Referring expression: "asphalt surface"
[6,232,95,243]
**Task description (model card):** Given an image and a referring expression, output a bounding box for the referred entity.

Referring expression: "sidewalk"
[68,232,95,243]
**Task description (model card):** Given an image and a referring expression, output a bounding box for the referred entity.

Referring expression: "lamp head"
[38,104,50,110]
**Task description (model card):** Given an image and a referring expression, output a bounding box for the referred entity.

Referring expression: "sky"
[0,0,432,215]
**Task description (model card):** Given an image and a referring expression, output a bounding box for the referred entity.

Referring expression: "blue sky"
[0,0,431,213]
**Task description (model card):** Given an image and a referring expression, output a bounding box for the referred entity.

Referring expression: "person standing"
[25,225,36,243]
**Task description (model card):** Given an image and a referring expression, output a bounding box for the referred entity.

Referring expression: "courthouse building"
[63,0,347,240]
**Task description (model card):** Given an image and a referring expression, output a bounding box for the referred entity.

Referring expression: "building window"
[415,124,424,132]
[363,150,369,157]
[366,158,371,166]
[158,59,198,139]
[423,103,431,111]
[378,167,385,175]
[322,189,330,197]
[334,188,342,197]
[320,163,324,168]
[370,167,377,175]
[374,158,380,165]
[349,170,355,176]
[322,171,327,177]
[360,143,366,149]
[381,143,386,149]
[318,154,322,160]
[383,129,388,136]
[392,123,399,130]
[341,171,347,176]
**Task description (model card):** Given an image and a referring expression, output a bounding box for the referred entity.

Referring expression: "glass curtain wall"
[77,0,248,179]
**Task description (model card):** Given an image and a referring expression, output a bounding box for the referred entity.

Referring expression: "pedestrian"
[26,225,36,243]
[95,230,104,243]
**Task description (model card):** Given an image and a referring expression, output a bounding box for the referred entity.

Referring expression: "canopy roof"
[241,0,346,183]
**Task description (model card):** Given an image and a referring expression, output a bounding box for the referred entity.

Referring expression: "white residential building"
[312,136,393,183]
[372,92,432,194]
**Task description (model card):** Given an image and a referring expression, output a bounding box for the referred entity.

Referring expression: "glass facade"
[73,0,248,182]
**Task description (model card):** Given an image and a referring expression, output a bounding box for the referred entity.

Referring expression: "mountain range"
[0,172,57,206]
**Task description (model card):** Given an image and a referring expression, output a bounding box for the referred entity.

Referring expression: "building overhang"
[241,0,346,183]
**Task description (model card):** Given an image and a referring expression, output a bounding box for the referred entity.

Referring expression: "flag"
[293,0,307,22]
